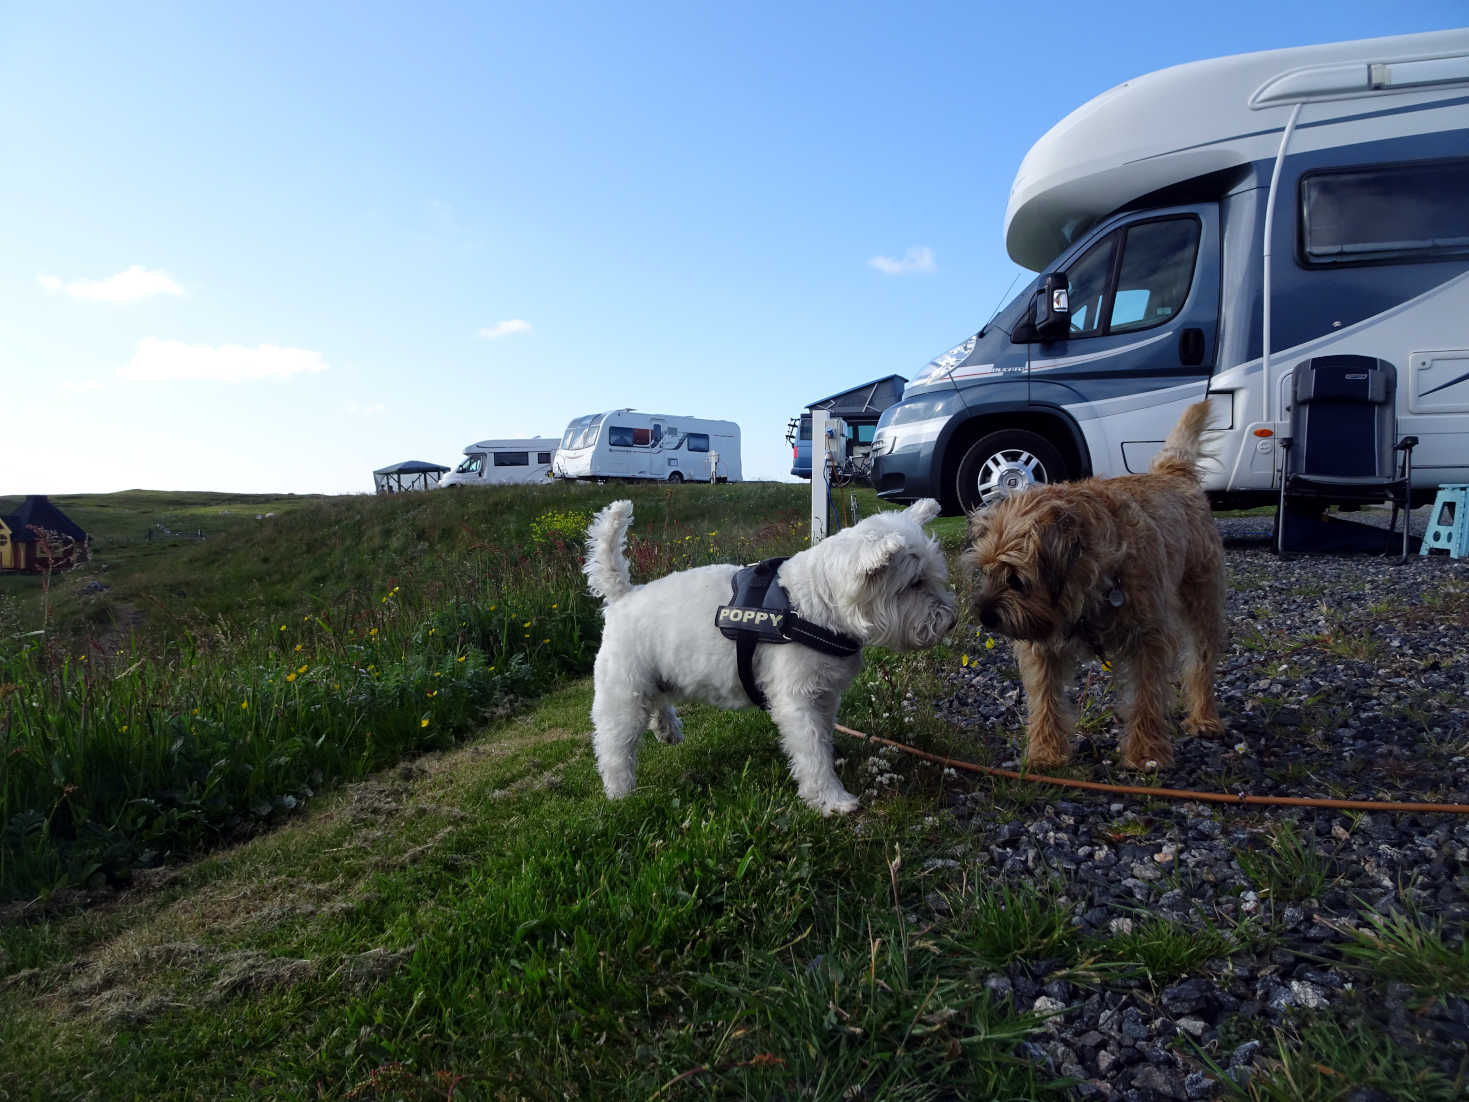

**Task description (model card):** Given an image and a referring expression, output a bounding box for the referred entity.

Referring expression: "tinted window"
[687,433,710,453]
[493,451,529,467]
[608,425,635,447]
[1108,218,1200,333]
[537,451,552,464]
[1064,234,1118,337]
[455,454,484,474]
[1302,160,1469,265]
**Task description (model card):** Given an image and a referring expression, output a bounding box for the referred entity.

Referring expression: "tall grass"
[0,482,816,900]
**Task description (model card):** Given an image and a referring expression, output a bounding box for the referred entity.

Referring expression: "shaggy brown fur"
[962,401,1225,769]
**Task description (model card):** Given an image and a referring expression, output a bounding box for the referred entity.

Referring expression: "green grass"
[1218,1019,1466,1101]
[0,688,1070,1101]
[1329,904,1469,1002]
[0,483,815,901]
[1234,820,1333,902]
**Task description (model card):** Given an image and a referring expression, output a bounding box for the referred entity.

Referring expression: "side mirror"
[1033,272,1070,339]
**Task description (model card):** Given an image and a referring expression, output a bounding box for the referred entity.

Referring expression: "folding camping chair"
[1276,355,1418,560]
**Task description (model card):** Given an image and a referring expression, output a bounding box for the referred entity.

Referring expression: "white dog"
[583,499,957,815]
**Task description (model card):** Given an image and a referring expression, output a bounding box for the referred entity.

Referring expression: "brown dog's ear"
[966,507,991,545]
[1038,507,1082,599]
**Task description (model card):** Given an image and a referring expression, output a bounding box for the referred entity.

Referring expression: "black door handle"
[1179,327,1205,366]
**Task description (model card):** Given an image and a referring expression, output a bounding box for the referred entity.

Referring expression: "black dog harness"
[715,557,862,710]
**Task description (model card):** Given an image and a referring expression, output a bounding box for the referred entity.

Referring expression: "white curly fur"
[584,498,956,815]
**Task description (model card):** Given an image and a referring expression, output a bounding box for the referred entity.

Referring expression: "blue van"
[786,375,907,479]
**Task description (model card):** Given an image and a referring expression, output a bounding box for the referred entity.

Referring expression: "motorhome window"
[537,451,552,464]
[687,433,710,452]
[1108,218,1200,334]
[853,424,877,445]
[1301,160,1469,266]
[493,451,530,467]
[1064,234,1118,337]
[455,454,485,474]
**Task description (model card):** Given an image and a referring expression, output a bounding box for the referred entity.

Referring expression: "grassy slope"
[0,688,1066,1101]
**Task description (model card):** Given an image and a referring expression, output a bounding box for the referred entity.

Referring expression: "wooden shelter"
[0,495,91,573]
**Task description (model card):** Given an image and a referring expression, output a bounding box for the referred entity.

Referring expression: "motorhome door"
[1025,205,1221,471]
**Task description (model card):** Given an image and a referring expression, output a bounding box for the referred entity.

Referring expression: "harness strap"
[716,557,861,710]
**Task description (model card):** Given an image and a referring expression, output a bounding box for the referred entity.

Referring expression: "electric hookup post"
[809,410,848,544]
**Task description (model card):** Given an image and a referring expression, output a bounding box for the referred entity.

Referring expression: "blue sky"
[3,1,1463,495]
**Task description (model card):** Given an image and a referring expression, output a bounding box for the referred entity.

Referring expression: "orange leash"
[833,723,1469,815]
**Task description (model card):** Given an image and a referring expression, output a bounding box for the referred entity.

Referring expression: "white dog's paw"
[600,768,635,800]
[806,788,861,816]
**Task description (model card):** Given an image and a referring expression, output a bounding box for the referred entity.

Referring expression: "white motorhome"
[551,410,741,483]
[439,437,559,487]
[873,30,1469,513]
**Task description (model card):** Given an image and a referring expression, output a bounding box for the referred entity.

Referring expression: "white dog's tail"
[1150,400,1214,484]
[583,499,636,606]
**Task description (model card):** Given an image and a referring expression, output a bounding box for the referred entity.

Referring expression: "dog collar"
[716,557,862,710]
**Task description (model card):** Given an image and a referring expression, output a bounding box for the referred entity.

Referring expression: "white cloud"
[118,338,330,384]
[37,265,186,303]
[478,319,532,340]
[868,246,937,276]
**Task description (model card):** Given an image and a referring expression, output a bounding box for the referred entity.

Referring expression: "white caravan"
[439,437,559,487]
[551,410,741,483]
[872,30,1469,513]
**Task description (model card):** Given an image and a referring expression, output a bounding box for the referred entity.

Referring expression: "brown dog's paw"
[1181,714,1225,738]
[1023,743,1071,772]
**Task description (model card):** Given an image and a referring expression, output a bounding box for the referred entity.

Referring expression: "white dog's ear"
[857,532,907,575]
[904,499,941,526]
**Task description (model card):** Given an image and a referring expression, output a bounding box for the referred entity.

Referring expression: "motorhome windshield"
[455,454,485,474]
[561,415,602,450]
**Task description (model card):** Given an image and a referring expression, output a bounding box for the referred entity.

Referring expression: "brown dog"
[962,402,1225,770]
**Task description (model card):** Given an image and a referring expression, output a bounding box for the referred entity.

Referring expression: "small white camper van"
[439,438,558,487]
[551,410,741,483]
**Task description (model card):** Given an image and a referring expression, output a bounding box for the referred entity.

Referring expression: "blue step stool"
[1420,484,1469,559]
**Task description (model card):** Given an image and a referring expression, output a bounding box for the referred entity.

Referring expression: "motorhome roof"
[466,437,558,448]
[1004,29,1469,271]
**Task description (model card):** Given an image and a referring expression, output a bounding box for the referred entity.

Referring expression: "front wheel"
[955,430,1068,513]
[667,471,684,484]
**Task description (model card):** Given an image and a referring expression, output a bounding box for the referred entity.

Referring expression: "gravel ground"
[907,510,1469,1100]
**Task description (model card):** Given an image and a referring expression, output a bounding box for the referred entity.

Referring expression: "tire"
[955,429,1068,513]
[667,471,684,484]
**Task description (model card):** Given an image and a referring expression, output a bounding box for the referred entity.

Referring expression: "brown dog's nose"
[978,603,999,630]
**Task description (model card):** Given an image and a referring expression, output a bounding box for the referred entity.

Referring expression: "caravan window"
[609,425,652,447]
[493,451,530,467]
[1301,159,1469,266]
[455,454,485,474]
[686,433,710,453]
[537,451,552,464]
[561,416,601,449]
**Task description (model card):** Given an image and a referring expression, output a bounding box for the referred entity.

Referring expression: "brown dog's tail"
[1149,400,1214,483]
